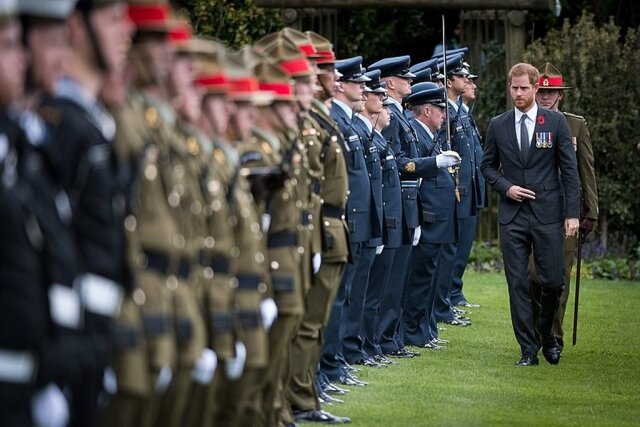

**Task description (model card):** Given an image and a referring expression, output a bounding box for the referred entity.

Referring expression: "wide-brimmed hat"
[537,62,572,90]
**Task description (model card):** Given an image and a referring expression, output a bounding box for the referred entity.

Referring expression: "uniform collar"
[414,118,434,139]
[358,114,373,134]
[332,98,354,118]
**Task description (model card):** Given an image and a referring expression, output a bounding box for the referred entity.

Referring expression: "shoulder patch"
[239,151,263,165]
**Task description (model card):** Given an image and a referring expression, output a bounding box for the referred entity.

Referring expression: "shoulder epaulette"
[562,111,586,122]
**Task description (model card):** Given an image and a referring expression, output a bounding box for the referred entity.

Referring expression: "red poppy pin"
[537,115,545,125]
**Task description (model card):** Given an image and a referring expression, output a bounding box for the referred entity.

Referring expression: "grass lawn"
[306,271,640,427]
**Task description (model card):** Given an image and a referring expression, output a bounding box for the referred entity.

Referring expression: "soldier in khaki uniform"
[288,31,353,424]
[198,50,274,427]
[238,41,312,426]
[102,3,183,426]
[531,62,599,351]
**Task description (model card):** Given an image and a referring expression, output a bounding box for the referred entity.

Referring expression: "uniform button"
[250,222,261,233]
[230,247,240,257]
[166,276,178,291]
[270,261,280,270]
[203,267,214,279]
[228,216,238,226]
[133,288,146,306]
[168,192,180,207]
[204,236,215,248]
[173,234,185,249]
[297,246,305,254]
[258,283,267,294]
[255,252,265,263]
[124,215,137,232]
[308,224,314,231]
[324,221,330,227]
[211,200,222,212]
[191,201,202,215]
[230,277,239,289]
[144,165,157,181]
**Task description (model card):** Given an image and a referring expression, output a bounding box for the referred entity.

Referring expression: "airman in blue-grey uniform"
[432,53,478,326]
[348,69,385,367]
[319,56,373,386]
[403,84,462,349]
[367,55,422,359]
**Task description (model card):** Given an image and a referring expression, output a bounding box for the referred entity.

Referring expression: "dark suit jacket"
[480,106,580,225]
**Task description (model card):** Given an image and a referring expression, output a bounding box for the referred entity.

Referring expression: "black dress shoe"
[441,318,471,327]
[336,374,368,387]
[294,409,351,424]
[386,348,414,358]
[515,354,539,366]
[352,358,384,368]
[456,300,480,308]
[373,354,397,365]
[319,389,343,404]
[542,338,561,365]
[323,382,349,395]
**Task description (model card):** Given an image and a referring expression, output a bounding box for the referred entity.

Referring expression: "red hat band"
[195,73,228,89]
[229,77,259,94]
[539,76,563,88]
[128,4,170,27]
[260,82,294,97]
[316,50,335,64]
[280,58,313,76]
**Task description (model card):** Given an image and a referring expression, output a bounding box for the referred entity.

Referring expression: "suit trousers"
[450,214,478,306]
[363,248,397,357]
[341,245,377,363]
[288,262,345,411]
[500,202,565,356]
[529,234,576,346]
[403,242,442,346]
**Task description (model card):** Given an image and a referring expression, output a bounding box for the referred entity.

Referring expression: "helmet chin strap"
[76,2,109,73]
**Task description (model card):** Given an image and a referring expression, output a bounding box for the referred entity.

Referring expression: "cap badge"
[542,78,549,87]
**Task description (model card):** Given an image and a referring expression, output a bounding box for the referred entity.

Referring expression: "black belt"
[143,314,170,337]
[322,204,344,219]
[237,310,262,329]
[175,318,193,344]
[113,324,139,350]
[210,312,234,332]
[267,232,298,248]
[198,252,231,275]
[311,179,321,195]
[301,210,311,226]
[144,250,191,280]
[236,274,261,291]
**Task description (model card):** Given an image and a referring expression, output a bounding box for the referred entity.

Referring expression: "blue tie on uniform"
[520,114,529,159]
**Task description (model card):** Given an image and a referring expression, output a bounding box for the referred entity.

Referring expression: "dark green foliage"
[174,0,282,48]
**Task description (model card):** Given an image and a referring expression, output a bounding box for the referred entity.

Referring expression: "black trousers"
[500,202,565,357]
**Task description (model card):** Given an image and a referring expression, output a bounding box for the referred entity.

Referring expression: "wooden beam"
[255,0,554,11]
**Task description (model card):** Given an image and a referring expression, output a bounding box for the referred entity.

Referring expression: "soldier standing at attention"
[103,2,185,425]
[367,55,423,359]
[448,62,485,311]
[530,62,598,352]
[37,1,134,425]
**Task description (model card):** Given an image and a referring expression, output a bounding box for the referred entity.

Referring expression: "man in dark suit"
[480,62,580,366]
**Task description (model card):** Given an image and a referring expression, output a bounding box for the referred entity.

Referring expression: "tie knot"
[520,114,528,124]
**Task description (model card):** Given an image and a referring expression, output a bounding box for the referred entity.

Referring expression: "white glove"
[103,366,118,395]
[375,245,385,255]
[312,252,322,274]
[31,383,69,427]
[260,297,278,330]
[262,213,271,233]
[436,150,461,168]
[155,365,173,392]
[412,227,421,246]
[225,341,247,380]
[191,348,217,385]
